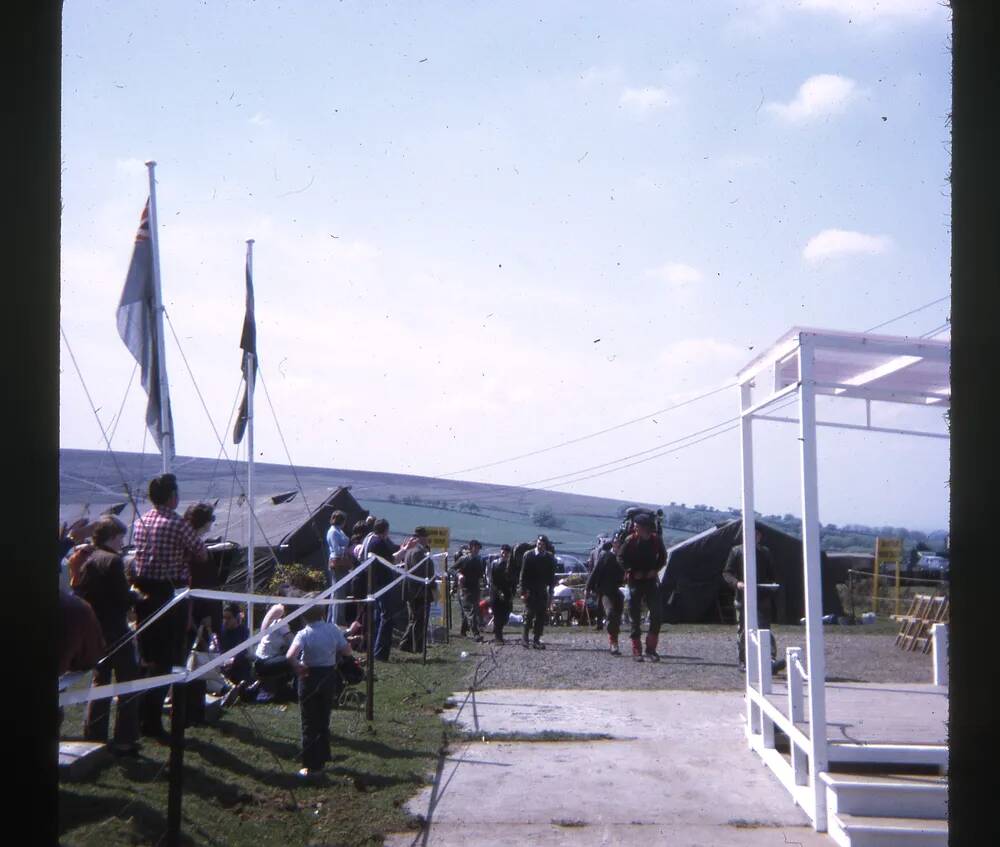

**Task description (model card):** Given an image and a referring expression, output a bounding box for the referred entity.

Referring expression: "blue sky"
[60,1,951,530]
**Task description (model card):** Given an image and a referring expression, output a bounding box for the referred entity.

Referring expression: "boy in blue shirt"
[286,593,353,778]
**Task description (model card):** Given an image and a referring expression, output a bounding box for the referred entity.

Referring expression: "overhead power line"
[438,380,736,478]
[864,294,950,333]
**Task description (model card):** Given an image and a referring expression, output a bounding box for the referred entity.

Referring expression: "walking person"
[586,539,625,655]
[722,527,785,674]
[129,473,209,739]
[519,535,557,649]
[454,540,486,642]
[74,515,142,755]
[489,544,515,643]
[617,513,666,662]
[286,593,353,779]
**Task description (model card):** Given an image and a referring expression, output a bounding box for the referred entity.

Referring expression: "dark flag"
[233,246,257,443]
[116,200,175,462]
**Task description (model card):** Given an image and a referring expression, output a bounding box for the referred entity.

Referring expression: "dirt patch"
[453,624,933,691]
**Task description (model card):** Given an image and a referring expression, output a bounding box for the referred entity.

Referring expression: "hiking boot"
[645,649,661,663]
[609,635,620,655]
[521,637,530,648]
[644,634,660,661]
[533,640,546,650]
[771,658,787,674]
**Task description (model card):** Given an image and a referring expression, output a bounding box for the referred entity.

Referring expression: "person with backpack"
[586,538,625,655]
[617,513,667,662]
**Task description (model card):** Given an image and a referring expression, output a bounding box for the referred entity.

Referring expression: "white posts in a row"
[931,622,948,687]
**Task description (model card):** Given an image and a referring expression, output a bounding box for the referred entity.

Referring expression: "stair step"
[833,813,947,847]
[821,772,947,819]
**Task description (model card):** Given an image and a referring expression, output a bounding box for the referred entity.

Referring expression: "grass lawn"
[59,642,468,847]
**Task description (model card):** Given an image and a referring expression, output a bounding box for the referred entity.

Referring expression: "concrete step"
[829,812,947,847]
[821,772,947,819]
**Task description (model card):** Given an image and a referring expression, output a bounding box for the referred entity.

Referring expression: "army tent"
[659,519,845,624]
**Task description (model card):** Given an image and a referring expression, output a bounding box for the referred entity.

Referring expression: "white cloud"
[619,86,670,114]
[766,74,858,123]
[249,112,270,126]
[803,229,892,262]
[648,262,703,286]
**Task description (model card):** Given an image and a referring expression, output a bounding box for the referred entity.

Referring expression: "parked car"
[555,555,588,577]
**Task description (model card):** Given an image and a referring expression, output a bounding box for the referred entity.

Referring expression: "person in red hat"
[617,513,666,662]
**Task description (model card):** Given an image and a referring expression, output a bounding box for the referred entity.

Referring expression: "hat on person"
[536,534,550,544]
[633,513,655,529]
[469,539,482,547]
[413,526,429,538]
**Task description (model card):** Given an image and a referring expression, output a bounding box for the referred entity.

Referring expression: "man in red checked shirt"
[130,473,208,739]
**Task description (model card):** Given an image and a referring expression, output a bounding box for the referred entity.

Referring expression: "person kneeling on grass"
[286,592,354,779]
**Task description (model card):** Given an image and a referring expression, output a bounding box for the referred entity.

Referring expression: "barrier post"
[444,554,451,641]
[165,681,187,847]
[422,573,430,666]
[366,562,375,722]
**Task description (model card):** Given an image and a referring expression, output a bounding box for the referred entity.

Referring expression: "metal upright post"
[365,561,375,722]
[422,571,430,666]
[797,336,829,831]
[444,553,451,641]
[165,681,187,847]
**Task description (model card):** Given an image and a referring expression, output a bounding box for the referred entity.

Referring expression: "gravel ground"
[452,622,935,692]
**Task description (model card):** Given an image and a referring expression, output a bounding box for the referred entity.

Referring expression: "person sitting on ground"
[218,602,252,686]
[249,601,297,702]
[73,515,142,754]
[287,592,354,779]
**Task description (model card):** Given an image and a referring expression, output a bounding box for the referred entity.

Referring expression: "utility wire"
[864,294,950,333]
[437,380,735,478]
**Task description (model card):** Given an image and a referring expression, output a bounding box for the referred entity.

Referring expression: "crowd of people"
[59,475,781,775]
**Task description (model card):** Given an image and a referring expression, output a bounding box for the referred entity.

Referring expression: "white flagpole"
[145,160,172,473]
[245,239,256,633]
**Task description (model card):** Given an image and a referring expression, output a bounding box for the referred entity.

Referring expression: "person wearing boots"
[489,544,515,643]
[455,540,486,641]
[617,513,666,662]
[519,534,557,649]
[586,538,625,655]
[723,527,784,674]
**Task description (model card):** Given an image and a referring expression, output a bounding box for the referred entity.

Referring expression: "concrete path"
[386,688,836,846]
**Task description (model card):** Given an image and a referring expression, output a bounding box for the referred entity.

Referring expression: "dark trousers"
[491,596,512,640]
[628,579,662,641]
[400,597,429,653]
[331,565,351,625]
[297,666,342,770]
[254,654,295,696]
[134,581,188,735]
[460,589,481,636]
[600,592,624,639]
[735,601,777,664]
[522,591,548,642]
[85,627,140,746]
[373,593,401,660]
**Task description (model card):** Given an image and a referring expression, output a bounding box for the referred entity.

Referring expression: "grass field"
[59,643,468,847]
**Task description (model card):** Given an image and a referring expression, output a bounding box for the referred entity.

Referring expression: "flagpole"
[245,239,256,633]
[145,160,172,473]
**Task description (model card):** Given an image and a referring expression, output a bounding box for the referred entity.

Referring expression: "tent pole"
[797,335,829,831]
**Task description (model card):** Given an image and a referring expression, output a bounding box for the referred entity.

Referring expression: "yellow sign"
[875,537,902,564]
[425,526,450,551]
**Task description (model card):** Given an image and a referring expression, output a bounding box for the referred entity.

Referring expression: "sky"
[60,1,952,531]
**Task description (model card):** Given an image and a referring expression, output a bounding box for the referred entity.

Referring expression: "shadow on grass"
[211,712,300,758]
[329,732,429,761]
[184,735,297,785]
[59,787,197,846]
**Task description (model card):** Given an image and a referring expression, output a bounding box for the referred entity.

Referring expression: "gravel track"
[453,623,935,692]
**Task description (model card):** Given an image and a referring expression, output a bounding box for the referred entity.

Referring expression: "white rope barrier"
[59,552,445,708]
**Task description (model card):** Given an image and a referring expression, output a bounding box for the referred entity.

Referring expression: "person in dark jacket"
[519,535,558,649]
[454,540,486,641]
[74,515,141,754]
[617,514,667,662]
[586,539,625,655]
[400,527,435,653]
[722,528,784,673]
[489,544,515,643]
[361,518,419,661]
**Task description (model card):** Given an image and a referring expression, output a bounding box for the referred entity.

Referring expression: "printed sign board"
[425,526,450,551]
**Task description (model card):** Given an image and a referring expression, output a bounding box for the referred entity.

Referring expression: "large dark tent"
[659,519,844,624]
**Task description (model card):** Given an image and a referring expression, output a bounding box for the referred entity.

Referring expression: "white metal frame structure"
[735,327,949,832]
